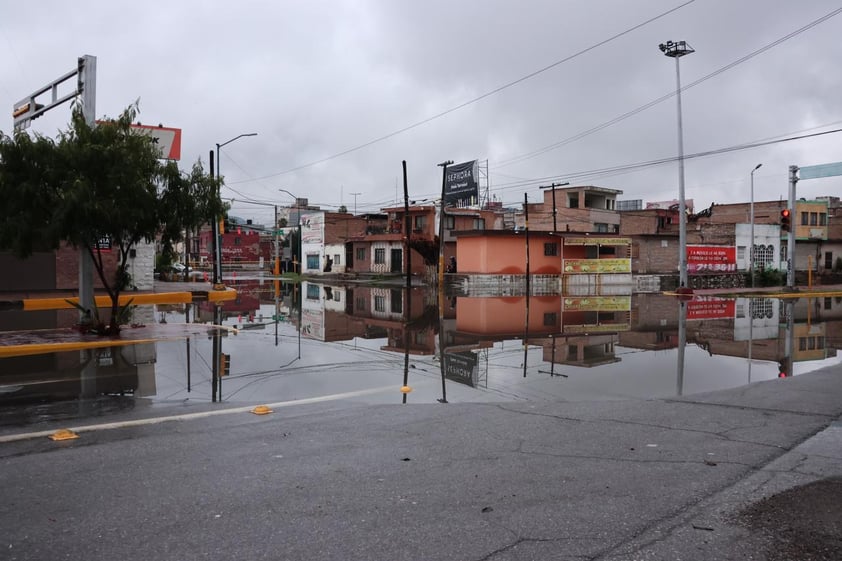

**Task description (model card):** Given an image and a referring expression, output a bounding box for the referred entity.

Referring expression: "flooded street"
[2,277,841,430]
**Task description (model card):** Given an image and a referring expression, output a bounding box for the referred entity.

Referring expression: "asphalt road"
[2,365,841,561]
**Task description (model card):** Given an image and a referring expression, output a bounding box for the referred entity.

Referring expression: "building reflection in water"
[2,276,841,414]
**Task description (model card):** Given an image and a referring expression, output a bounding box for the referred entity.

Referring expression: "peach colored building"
[454,231,632,284]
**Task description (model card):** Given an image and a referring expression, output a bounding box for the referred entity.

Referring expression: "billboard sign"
[646,199,694,213]
[687,245,736,273]
[444,351,478,387]
[300,212,324,244]
[444,160,478,204]
[562,258,631,273]
[687,297,735,321]
[97,121,182,160]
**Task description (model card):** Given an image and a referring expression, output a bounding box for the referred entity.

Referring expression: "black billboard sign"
[444,351,478,387]
[444,160,478,204]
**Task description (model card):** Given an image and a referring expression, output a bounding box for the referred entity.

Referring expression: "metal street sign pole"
[13,55,97,322]
[789,159,842,289]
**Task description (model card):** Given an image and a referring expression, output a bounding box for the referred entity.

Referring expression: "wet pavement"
[1,362,841,561]
[1,280,842,559]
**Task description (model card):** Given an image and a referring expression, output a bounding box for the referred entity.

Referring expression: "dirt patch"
[738,477,842,561]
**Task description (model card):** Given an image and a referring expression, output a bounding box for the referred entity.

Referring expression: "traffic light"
[220,353,231,376]
[780,208,791,232]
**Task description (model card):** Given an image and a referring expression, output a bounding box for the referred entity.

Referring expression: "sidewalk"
[691,283,842,298]
[0,280,236,311]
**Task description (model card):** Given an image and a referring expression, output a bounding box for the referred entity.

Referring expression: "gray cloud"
[2,0,841,227]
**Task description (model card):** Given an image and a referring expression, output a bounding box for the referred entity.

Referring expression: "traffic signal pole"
[787,166,797,290]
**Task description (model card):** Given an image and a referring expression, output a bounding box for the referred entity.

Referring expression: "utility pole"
[539,182,570,232]
[437,160,453,287]
[350,192,361,215]
[787,166,797,290]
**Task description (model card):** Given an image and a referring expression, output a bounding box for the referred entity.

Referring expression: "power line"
[227,1,696,185]
[494,6,842,169]
[488,127,842,200]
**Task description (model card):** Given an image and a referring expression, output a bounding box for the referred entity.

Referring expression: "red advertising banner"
[687,245,736,273]
[686,297,736,320]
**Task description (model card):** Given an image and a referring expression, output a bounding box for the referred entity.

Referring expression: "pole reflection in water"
[184,303,192,393]
[211,303,222,403]
[523,287,530,379]
[748,299,753,385]
[676,298,687,397]
[783,299,794,378]
[438,287,448,404]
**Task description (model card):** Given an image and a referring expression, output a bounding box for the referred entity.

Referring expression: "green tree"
[0,103,222,334]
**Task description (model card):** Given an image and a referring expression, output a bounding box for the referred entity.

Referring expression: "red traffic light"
[780,209,791,232]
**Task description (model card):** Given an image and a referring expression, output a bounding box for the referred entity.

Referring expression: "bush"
[755,267,785,287]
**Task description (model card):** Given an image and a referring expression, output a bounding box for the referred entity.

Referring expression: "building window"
[333,291,341,302]
[374,295,385,312]
[306,284,320,300]
[810,212,818,226]
[355,297,365,311]
[755,244,774,269]
[543,312,557,326]
[801,212,808,226]
[569,195,579,208]
[825,297,832,310]
[391,290,403,314]
[445,216,455,229]
[737,246,746,261]
[356,247,366,261]
[820,213,827,226]
[825,252,833,270]
[595,223,609,233]
[334,254,341,265]
[306,254,320,270]
[544,242,558,256]
[780,244,787,262]
[473,218,485,230]
[375,248,385,264]
[414,215,427,230]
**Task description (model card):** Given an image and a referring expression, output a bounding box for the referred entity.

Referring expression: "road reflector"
[49,429,79,441]
[251,405,273,415]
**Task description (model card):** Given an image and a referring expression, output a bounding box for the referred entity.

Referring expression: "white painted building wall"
[735,223,782,272]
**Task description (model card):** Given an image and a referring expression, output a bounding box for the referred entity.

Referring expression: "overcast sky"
[3,0,841,226]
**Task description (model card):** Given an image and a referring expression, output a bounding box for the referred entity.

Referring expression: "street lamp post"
[278,189,300,274]
[659,40,694,290]
[749,163,762,287]
[212,132,257,286]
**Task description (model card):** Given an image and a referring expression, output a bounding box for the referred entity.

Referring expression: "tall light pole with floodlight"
[211,133,257,286]
[750,163,762,287]
[659,40,694,289]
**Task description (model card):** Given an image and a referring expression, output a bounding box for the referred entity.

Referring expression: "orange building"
[454,231,632,280]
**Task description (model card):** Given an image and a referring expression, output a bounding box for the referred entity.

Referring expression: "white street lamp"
[659,40,694,290]
[212,133,257,286]
[750,163,762,287]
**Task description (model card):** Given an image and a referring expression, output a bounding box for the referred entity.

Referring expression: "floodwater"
[1,277,841,430]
